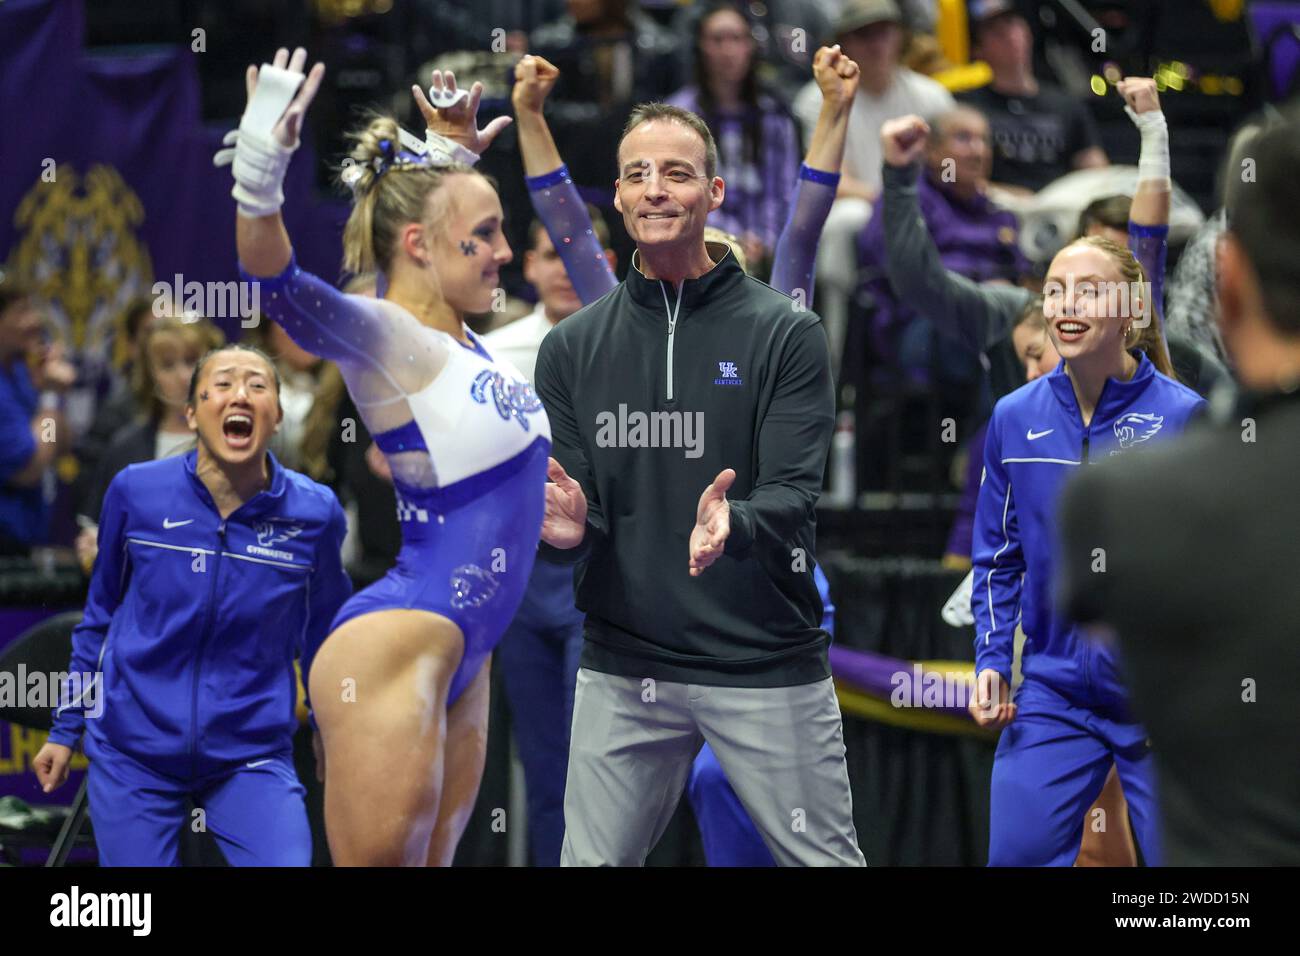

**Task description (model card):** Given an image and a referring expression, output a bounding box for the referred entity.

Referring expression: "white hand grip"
[240,64,306,138]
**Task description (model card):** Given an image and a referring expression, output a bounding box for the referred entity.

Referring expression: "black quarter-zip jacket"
[534,243,834,687]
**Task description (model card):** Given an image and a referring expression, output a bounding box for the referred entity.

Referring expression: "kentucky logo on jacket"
[714,361,743,386]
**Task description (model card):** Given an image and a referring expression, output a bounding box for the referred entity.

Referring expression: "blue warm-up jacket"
[971,352,1204,710]
[48,449,351,778]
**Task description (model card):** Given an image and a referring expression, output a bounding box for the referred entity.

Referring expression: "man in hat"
[792,0,955,202]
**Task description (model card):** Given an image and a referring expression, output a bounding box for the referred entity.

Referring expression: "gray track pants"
[560,668,866,866]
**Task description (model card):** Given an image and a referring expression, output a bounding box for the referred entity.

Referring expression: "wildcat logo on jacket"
[249,521,304,561]
[1112,413,1164,452]
[470,370,544,431]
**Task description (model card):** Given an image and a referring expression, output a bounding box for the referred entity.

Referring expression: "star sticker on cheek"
[199,390,209,401]
[459,239,478,257]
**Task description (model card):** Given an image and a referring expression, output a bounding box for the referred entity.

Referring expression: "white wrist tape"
[1126,106,1170,187]
[423,129,479,167]
[229,129,295,217]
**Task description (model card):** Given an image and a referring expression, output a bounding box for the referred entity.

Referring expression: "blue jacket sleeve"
[970,410,1022,685]
[300,496,352,722]
[760,113,803,251]
[48,472,132,747]
[526,165,617,306]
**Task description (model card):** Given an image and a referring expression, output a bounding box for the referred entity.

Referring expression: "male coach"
[535,102,865,866]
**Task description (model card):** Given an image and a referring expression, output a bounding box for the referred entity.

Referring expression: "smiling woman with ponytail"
[968,229,1206,867]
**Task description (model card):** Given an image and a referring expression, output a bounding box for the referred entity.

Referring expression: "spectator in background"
[0,272,75,556]
[243,319,323,471]
[703,0,836,89]
[75,316,225,571]
[487,214,617,382]
[410,0,566,62]
[668,2,802,271]
[667,1,835,78]
[1075,194,1133,246]
[957,0,1107,194]
[531,0,683,192]
[77,298,159,476]
[792,0,954,202]
[1165,116,1283,367]
[858,104,1028,381]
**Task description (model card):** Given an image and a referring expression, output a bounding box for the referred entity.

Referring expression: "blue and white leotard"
[242,256,551,705]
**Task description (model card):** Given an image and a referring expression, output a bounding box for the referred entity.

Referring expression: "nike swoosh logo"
[163,518,194,529]
[245,759,273,769]
[1026,429,1054,440]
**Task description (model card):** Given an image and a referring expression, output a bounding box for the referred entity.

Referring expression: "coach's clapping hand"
[969,668,1018,730]
[688,469,735,577]
[880,115,930,169]
[541,457,588,549]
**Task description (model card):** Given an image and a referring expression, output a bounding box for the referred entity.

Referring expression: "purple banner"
[0,606,89,810]
[1,0,347,392]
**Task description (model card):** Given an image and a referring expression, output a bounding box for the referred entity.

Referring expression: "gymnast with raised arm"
[224,48,550,865]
